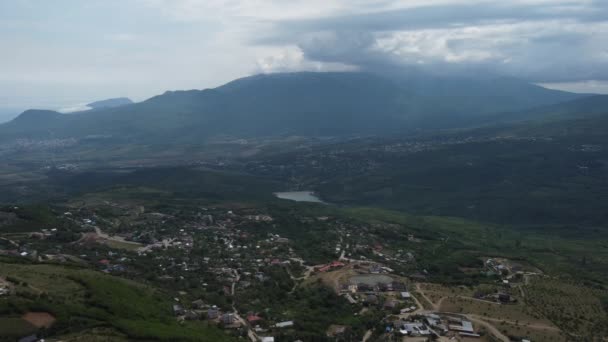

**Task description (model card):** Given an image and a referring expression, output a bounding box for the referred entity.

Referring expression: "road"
[93,227,142,247]
[467,315,510,342]
[230,269,260,342]
[232,309,259,342]
[362,329,372,342]
[289,257,316,282]
[414,283,513,342]
[469,314,560,331]
[414,283,438,310]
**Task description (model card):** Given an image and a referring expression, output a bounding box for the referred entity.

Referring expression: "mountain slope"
[1,109,65,139]
[384,72,585,125]
[87,97,133,109]
[0,72,589,143]
[247,96,608,225]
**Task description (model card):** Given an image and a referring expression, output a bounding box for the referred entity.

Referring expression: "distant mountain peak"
[87,97,133,109]
[13,109,61,122]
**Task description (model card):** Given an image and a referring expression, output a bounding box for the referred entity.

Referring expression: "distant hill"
[249,98,608,225]
[1,109,65,139]
[493,95,608,140]
[515,94,608,121]
[87,97,133,109]
[0,72,589,143]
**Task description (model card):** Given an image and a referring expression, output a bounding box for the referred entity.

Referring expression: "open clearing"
[440,297,554,327]
[491,320,567,342]
[22,312,56,328]
[349,274,394,285]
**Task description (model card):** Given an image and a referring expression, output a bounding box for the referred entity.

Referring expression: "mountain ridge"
[0,71,591,143]
[87,97,133,109]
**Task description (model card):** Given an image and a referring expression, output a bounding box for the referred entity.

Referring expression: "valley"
[4,0,608,340]
[1,72,608,341]
[1,186,606,341]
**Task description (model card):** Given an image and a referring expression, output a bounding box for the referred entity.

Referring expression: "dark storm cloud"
[256,1,608,82]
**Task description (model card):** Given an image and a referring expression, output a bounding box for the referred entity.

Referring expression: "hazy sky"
[1,0,607,112]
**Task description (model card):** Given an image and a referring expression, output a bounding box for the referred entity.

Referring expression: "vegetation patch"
[525,277,608,339]
[0,317,37,340]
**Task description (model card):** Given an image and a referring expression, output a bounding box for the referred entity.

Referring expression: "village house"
[448,318,478,337]
[247,312,263,324]
[172,304,185,316]
[184,310,199,320]
[274,320,294,328]
[383,299,398,310]
[396,321,431,336]
[365,294,378,305]
[221,313,236,325]
[207,307,220,320]
[192,299,206,309]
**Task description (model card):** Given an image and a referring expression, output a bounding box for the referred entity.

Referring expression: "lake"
[274,191,324,203]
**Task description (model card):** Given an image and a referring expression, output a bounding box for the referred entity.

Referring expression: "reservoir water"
[274,191,324,203]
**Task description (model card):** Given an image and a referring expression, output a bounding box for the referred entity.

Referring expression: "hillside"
[241,97,608,226]
[0,258,232,341]
[2,90,608,342]
[0,72,587,144]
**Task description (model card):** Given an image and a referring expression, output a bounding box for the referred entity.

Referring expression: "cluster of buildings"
[392,314,480,338]
[1,201,479,341]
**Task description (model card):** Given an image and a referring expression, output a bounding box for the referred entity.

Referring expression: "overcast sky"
[1,0,607,113]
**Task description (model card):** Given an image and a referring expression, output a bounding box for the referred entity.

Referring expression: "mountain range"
[0,71,598,143]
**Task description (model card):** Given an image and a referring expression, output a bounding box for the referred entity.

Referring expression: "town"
[1,197,581,342]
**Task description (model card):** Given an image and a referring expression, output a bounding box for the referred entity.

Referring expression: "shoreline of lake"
[273,191,325,203]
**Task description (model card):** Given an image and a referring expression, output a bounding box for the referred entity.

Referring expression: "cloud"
[254,45,356,73]
[540,80,608,94]
[57,104,92,113]
[139,0,463,22]
[104,33,138,42]
[254,0,608,82]
[2,0,608,109]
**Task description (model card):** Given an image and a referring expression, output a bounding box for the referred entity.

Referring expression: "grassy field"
[0,260,233,341]
[55,327,130,342]
[525,277,608,339]
[439,297,552,326]
[418,283,475,303]
[0,317,37,340]
[494,320,567,342]
[0,262,86,300]
[0,205,58,233]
